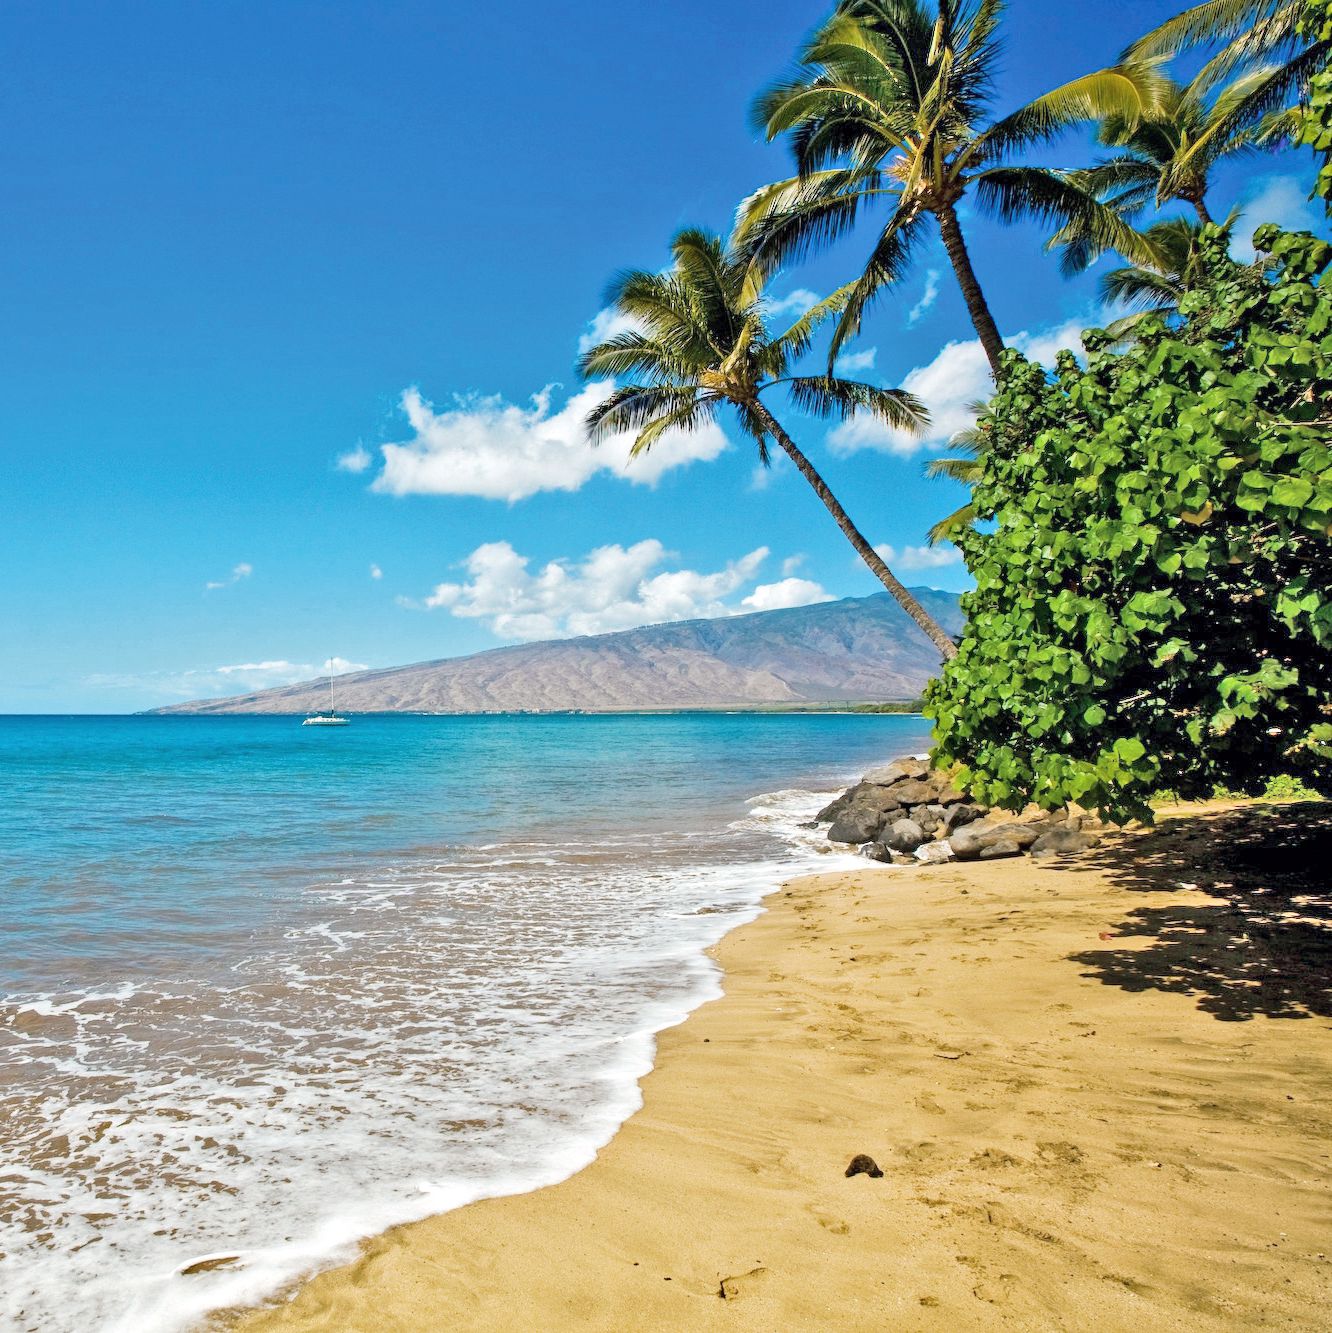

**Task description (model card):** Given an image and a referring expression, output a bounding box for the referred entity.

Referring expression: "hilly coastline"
[152,589,963,714]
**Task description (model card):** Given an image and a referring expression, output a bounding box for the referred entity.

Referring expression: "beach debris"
[915,841,955,865]
[178,1253,244,1276]
[845,1153,884,1178]
[933,1050,964,1060]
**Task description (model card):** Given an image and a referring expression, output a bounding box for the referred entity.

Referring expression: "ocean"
[0,712,930,1331]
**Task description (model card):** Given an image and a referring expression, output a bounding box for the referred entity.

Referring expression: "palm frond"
[627,396,722,458]
[782,375,927,432]
[733,169,891,274]
[825,212,924,364]
[584,385,706,445]
[976,166,1162,269]
[1126,0,1286,62]
[577,332,691,383]
[926,505,977,544]
[767,282,857,364]
[978,61,1167,159]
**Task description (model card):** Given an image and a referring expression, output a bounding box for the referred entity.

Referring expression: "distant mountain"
[151,589,964,714]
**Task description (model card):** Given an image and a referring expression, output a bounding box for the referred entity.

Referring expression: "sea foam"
[2,781,865,1333]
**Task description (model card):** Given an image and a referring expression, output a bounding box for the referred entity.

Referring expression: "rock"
[859,841,893,863]
[862,756,930,785]
[948,821,1041,860]
[817,781,901,825]
[828,805,887,843]
[884,777,938,807]
[916,808,941,835]
[947,827,983,860]
[915,841,955,864]
[943,802,986,833]
[991,821,1047,849]
[845,1153,884,1179]
[979,838,1023,860]
[816,788,856,822]
[881,818,926,853]
[1030,828,1098,858]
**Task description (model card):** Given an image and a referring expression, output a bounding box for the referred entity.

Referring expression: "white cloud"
[577,306,644,355]
[765,288,821,320]
[369,563,383,580]
[89,656,369,700]
[907,269,940,326]
[368,383,728,503]
[875,542,963,571]
[1232,175,1326,261]
[415,539,792,640]
[780,554,805,576]
[205,562,253,591]
[321,656,367,676]
[834,346,878,374]
[740,577,834,612]
[830,317,1090,456]
[336,444,373,473]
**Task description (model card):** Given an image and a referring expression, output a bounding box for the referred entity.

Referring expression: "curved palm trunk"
[752,402,959,662]
[1190,193,1215,226]
[935,203,1005,376]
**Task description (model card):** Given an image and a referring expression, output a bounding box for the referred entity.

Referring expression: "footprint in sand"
[811,1209,851,1235]
[718,1266,769,1300]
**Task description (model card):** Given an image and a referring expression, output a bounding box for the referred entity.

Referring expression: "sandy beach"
[232,800,1332,1331]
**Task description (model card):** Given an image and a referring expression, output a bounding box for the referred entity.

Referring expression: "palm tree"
[1097,214,1242,340]
[1127,1,1330,112]
[923,408,987,545]
[578,227,959,660]
[738,0,1161,376]
[1049,69,1298,277]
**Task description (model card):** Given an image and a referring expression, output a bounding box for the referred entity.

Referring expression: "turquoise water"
[0,712,929,1331]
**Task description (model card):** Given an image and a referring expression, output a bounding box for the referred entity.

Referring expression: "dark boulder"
[1030,827,1098,858]
[943,802,986,833]
[881,818,927,853]
[948,822,1039,860]
[978,838,1023,860]
[817,781,901,825]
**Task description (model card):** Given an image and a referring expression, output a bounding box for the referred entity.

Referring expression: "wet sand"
[233,802,1332,1331]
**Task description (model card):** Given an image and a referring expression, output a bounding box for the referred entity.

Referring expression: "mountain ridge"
[150,589,964,714]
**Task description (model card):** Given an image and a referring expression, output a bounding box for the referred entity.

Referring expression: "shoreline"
[230,800,1332,1331]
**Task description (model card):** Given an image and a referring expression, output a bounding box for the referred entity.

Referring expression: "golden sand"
[234,803,1331,1331]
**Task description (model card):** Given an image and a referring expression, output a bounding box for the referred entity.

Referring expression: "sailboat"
[302,674,349,726]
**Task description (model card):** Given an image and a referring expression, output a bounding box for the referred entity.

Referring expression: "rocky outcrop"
[818,757,1101,865]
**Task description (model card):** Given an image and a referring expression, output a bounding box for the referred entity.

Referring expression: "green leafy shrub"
[1303,0,1332,207]
[926,227,1332,823]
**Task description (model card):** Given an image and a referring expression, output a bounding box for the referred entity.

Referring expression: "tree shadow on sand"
[1068,803,1332,1022]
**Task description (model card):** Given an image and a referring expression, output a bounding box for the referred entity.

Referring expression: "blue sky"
[2,0,1325,711]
